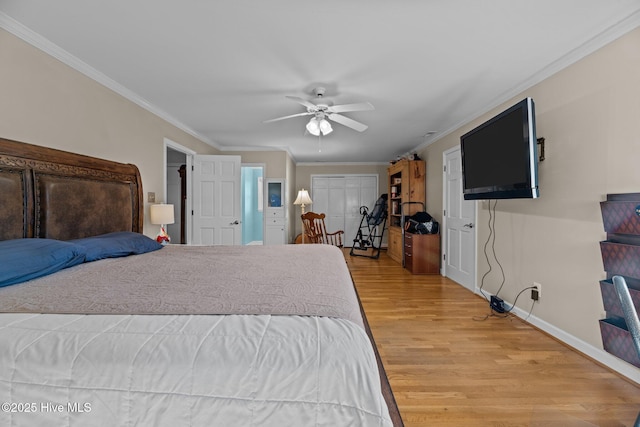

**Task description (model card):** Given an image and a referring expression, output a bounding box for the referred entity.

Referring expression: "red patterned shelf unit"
[598,193,640,368]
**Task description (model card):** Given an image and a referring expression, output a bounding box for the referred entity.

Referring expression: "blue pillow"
[0,238,87,287]
[72,231,163,262]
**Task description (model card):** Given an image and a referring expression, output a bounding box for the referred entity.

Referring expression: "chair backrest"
[301,211,343,247]
[301,211,326,244]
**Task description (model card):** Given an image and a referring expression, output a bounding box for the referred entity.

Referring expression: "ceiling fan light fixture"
[319,118,333,135]
[267,89,372,135]
[306,117,320,136]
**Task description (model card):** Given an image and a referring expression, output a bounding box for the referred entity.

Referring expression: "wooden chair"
[301,212,344,247]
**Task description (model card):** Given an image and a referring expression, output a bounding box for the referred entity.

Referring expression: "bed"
[0,137,402,427]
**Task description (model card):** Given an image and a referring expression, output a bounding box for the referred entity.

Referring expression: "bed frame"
[0,137,142,241]
[0,136,403,426]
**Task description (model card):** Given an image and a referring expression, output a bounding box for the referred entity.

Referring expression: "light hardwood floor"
[344,249,640,427]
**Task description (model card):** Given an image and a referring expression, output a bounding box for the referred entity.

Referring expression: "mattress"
[0,244,392,426]
[0,245,363,327]
[0,313,391,426]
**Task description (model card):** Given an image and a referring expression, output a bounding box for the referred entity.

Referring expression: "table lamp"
[294,189,313,243]
[150,203,175,245]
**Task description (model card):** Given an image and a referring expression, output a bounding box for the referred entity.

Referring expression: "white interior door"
[311,175,378,247]
[327,178,346,234]
[192,155,241,245]
[443,147,476,291]
[345,176,377,245]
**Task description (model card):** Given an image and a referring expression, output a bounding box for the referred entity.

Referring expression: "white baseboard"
[482,290,640,385]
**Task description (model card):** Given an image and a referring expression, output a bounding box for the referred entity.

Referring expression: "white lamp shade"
[293,189,313,206]
[319,119,333,135]
[306,118,320,136]
[307,117,333,136]
[150,204,175,225]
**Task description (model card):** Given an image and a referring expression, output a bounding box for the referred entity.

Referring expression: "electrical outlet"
[533,282,542,298]
[531,288,539,301]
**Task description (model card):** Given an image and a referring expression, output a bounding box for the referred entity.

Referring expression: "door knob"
[463,223,474,228]
[230,220,240,225]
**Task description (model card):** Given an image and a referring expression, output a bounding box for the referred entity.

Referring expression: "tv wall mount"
[537,137,545,162]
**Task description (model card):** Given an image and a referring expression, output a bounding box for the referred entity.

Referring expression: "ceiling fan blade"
[327,113,369,132]
[285,96,318,111]
[263,111,313,123]
[327,102,374,113]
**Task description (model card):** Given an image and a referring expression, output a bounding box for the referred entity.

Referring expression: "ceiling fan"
[264,87,374,135]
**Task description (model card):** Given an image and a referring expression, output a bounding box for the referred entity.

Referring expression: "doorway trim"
[163,138,195,244]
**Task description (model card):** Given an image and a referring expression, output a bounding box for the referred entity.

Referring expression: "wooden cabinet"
[264,179,286,245]
[404,232,440,274]
[387,159,426,263]
[387,226,403,263]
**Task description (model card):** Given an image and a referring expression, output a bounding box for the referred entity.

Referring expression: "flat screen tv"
[460,97,539,200]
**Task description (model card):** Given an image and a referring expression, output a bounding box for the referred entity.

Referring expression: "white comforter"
[0,312,392,427]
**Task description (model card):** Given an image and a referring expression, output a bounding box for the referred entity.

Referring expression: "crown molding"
[218,145,289,153]
[296,161,388,167]
[218,144,298,162]
[0,12,220,150]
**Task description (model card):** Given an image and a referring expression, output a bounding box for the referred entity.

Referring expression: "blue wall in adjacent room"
[241,167,264,245]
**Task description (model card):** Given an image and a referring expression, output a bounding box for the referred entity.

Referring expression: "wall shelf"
[598,193,640,368]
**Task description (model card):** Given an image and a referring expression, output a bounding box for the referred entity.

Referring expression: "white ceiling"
[2,1,640,163]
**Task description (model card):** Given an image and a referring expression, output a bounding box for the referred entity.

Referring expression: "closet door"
[310,177,345,235]
[345,176,378,245]
[326,178,346,234]
[311,177,329,219]
[311,175,378,247]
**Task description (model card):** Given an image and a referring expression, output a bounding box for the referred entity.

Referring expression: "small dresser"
[404,232,440,274]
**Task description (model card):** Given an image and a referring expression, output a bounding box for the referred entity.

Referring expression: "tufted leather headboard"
[0,137,143,241]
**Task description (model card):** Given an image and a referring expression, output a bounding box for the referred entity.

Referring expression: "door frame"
[442,145,477,291]
[163,138,195,244]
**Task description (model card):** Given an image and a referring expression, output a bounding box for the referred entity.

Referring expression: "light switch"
[148,192,156,203]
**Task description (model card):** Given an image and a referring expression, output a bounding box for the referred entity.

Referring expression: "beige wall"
[224,150,289,179]
[419,27,640,354]
[0,29,220,237]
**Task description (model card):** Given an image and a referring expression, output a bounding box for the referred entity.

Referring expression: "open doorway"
[164,139,195,244]
[241,165,265,245]
[166,148,186,244]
